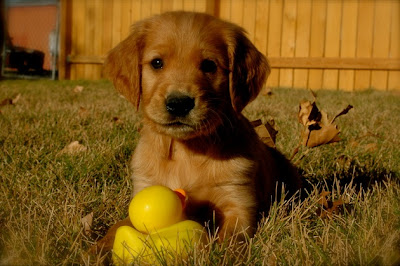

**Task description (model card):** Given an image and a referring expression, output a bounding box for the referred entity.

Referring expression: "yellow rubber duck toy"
[112,185,205,264]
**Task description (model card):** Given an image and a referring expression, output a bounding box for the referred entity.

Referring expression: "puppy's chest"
[133,139,255,189]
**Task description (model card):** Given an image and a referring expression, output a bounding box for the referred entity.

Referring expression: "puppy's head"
[105,11,270,140]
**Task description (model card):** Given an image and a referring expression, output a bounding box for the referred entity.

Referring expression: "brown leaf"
[336,154,352,169]
[134,121,143,132]
[298,100,322,127]
[81,212,93,236]
[254,119,278,148]
[73,85,84,93]
[330,104,353,124]
[0,94,21,115]
[0,98,12,107]
[0,94,21,108]
[364,143,378,152]
[261,87,273,96]
[302,123,341,147]
[12,94,21,104]
[250,119,262,127]
[112,116,125,126]
[60,141,87,154]
[298,100,351,148]
[318,191,331,209]
[78,106,89,118]
[316,191,345,218]
[309,89,317,100]
[349,139,360,148]
[298,100,313,126]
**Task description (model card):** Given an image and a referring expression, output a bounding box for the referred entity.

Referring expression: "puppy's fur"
[101,11,300,248]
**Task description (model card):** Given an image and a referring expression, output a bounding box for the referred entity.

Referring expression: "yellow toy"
[113,186,205,264]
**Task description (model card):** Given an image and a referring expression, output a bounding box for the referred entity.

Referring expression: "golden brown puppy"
[99,11,300,249]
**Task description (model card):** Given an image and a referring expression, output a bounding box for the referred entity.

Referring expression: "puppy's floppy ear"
[103,21,147,110]
[226,27,270,113]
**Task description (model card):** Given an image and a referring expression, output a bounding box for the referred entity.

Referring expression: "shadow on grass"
[300,160,399,194]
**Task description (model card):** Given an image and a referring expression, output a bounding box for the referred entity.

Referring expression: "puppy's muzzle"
[165,93,195,117]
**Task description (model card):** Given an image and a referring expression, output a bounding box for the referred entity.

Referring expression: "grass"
[0,80,399,265]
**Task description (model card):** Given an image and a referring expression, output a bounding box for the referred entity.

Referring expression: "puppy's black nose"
[165,94,195,117]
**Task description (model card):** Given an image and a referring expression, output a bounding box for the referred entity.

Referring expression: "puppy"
[101,11,300,248]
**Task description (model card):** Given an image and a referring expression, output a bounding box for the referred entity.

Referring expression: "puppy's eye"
[200,59,217,73]
[151,58,164,70]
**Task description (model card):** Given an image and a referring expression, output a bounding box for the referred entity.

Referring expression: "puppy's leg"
[219,207,256,241]
[214,190,257,241]
[89,217,132,254]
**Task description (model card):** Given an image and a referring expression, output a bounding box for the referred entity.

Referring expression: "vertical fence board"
[322,0,341,90]
[151,0,162,15]
[279,0,297,88]
[121,0,131,38]
[230,0,244,26]
[254,0,269,88]
[254,0,269,56]
[59,0,70,79]
[308,0,327,90]
[71,0,85,79]
[388,0,400,90]
[84,0,95,79]
[243,0,256,43]
[140,1,152,19]
[219,0,231,21]
[131,0,141,23]
[293,0,311,90]
[161,0,173,12]
[193,0,207,13]
[111,1,122,48]
[172,0,184,10]
[338,0,358,91]
[371,1,391,90]
[92,0,104,79]
[267,0,283,88]
[183,0,195,11]
[354,0,374,90]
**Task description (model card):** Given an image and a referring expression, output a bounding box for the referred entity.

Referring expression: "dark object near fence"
[5,45,44,74]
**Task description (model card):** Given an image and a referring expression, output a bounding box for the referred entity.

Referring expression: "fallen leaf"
[78,106,89,119]
[302,123,341,147]
[73,85,84,93]
[298,100,352,148]
[336,154,352,170]
[0,98,12,107]
[298,100,316,126]
[251,119,262,127]
[0,94,21,108]
[81,212,93,235]
[12,94,21,104]
[316,191,345,218]
[364,142,378,153]
[112,116,125,126]
[330,104,353,124]
[318,191,331,208]
[309,89,318,99]
[253,119,278,148]
[349,140,360,148]
[261,87,273,96]
[134,121,143,132]
[60,141,87,154]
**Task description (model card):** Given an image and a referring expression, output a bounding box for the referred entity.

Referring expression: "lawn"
[0,80,399,265]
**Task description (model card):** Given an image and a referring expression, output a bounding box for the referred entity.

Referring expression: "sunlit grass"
[0,80,399,264]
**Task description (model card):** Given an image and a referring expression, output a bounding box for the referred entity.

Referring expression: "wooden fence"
[60,0,400,91]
